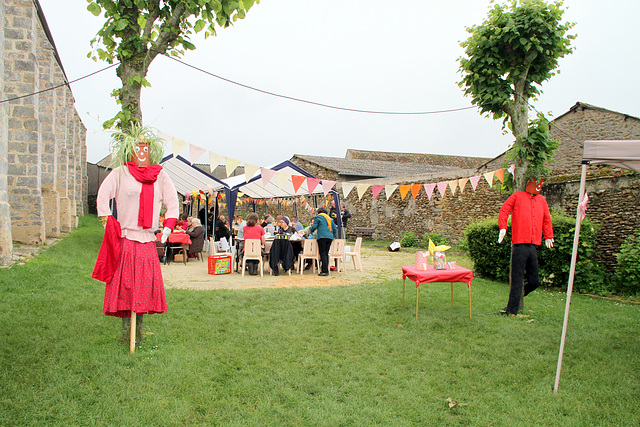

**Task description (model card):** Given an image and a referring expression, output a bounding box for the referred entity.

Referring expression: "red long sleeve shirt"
[498,191,553,245]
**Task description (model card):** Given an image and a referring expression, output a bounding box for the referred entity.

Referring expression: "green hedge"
[465,212,606,294]
[615,233,640,295]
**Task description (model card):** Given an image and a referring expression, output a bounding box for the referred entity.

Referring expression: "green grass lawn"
[1,216,639,426]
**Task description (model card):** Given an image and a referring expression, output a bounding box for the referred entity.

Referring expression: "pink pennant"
[261,168,276,187]
[322,180,336,196]
[423,183,436,200]
[307,177,321,194]
[469,175,481,191]
[371,185,384,199]
[437,181,448,198]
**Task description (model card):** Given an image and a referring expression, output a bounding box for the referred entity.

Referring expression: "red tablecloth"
[156,233,191,245]
[401,265,473,319]
[402,265,473,288]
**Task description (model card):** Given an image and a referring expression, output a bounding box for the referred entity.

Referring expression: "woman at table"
[215,215,229,242]
[186,217,205,259]
[309,207,337,276]
[242,213,265,275]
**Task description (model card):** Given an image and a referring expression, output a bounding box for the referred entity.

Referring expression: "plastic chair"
[329,239,347,274]
[241,239,264,277]
[344,237,363,271]
[298,239,320,274]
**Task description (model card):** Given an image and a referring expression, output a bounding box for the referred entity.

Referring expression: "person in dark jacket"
[186,218,205,258]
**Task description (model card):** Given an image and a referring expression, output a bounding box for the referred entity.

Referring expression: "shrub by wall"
[614,233,640,295]
[465,213,606,294]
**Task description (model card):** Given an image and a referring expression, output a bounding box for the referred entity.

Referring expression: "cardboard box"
[208,254,231,275]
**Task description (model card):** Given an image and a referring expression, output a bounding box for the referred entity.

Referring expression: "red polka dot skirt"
[103,238,167,317]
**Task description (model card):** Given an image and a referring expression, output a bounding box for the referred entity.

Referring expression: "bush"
[614,233,640,295]
[465,212,607,294]
[420,232,449,248]
[400,232,418,248]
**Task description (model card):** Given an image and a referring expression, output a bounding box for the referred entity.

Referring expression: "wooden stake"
[129,311,136,354]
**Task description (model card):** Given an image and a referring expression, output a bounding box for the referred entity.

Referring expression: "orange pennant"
[411,184,422,199]
[399,185,411,200]
[494,168,505,183]
[291,175,306,193]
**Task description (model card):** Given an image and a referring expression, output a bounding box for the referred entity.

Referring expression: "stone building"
[0,0,87,264]
[291,103,640,265]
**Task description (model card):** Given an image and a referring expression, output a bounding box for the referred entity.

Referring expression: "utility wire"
[0,62,120,104]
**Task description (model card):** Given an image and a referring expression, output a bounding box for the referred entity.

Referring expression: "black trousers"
[317,238,332,274]
[506,243,540,315]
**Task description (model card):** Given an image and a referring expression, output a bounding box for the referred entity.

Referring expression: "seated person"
[173,223,186,233]
[186,218,205,258]
[179,213,189,230]
[215,215,230,242]
[291,217,304,232]
[242,212,265,275]
[264,217,276,235]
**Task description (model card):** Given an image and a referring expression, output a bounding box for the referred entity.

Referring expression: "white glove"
[160,227,172,243]
[498,229,506,243]
[545,238,554,249]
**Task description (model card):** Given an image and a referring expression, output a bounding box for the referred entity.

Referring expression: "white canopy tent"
[554,140,640,393]
[160,155,226,195]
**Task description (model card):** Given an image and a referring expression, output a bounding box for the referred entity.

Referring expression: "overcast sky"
[38,0,640,167]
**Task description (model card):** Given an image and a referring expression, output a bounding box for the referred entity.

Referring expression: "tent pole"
[554,163,588,393]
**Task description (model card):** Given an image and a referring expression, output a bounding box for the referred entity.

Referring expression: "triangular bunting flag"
[322,180,336,196]
[385,185,398,200]
[423,183,436,200]
[458,178,469,193]
[494,168,505,183]
[469,175,481,191]
[225,157,241,177]
[172,137,189,157]
[437,181,448,198]
[411,184,422,199]
[291,175,306,193]
[356,184,369,200]
[260,168,276,187]
[448,180,458,195]
[372,185,384,199]
[276,171,289,189]
[208,151,224,173]
[508,164,516,176]
[189,144,207,164]
[307,178,321,194]
[483,171,495,187]
[342,182,356,198]
[399,184,411,200]
[244,163,260,182]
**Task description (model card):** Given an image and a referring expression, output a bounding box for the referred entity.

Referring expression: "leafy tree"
[87,0,259,129]
[458,0,575,190]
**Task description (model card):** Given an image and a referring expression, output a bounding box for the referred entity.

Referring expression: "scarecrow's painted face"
[131,142,150,167]
[525,178,545,195]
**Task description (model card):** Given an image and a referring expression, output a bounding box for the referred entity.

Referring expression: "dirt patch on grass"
[161,246,417,290]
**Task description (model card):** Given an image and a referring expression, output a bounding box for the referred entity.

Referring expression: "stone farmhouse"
[1,0,87,264]
[292,103,640,266]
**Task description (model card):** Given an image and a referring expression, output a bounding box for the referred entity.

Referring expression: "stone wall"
[0,0,13,263]
[0,0,87,257]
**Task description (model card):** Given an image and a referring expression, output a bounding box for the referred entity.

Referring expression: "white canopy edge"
[583,140,640,172]
[160,155,226,195]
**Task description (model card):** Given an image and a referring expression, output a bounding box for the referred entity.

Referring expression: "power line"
[0,62,119,104]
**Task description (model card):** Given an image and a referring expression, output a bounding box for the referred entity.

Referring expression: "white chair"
[329,239,347,274]
[241,239,263,277]
[345,237,363,271]
[298,239,320,274]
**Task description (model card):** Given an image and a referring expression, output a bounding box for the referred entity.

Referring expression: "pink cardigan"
[97,166,179,243]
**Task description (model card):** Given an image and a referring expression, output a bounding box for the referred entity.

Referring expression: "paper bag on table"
[415,252,430,270]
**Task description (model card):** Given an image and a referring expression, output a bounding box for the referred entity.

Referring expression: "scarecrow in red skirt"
[93,124,179,347]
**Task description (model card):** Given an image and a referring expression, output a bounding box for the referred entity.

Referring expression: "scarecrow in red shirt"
[498,178,554,316]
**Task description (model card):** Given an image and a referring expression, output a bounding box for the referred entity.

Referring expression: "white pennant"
[189,144,207,164]
[356,184,369,200]
[244,163,260,182]
[385,185,398,200]
[276,171,289,189]
[483,171,495,187]
[342,182,356,198]
[225,157,241,177]
[172,137,189,157]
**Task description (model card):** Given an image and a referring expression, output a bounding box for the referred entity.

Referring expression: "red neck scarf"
[126,162,162,229]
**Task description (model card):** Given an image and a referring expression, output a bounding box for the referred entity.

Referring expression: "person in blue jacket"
[308,207,337,276]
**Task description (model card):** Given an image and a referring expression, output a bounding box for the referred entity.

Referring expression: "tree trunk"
[116,55,148,127]
[510,81,530,192]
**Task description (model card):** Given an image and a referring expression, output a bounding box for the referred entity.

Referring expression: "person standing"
[94,125,179,344]
[340,203,352,229]
[309,207,337,276]
[498,178,554,317]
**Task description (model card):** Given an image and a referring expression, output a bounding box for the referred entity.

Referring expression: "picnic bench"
[346,226,376,240]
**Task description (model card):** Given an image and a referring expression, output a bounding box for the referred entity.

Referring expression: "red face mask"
[525,178,545,195]
[131,142,150,167]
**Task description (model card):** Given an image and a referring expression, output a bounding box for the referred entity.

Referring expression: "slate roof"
[292,154,463,179]
[345,149,491,170]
